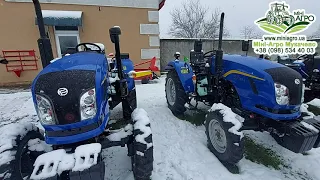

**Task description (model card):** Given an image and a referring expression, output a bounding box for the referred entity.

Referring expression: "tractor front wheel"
[205,111,244,165]
[131,109,153,180]
[0,126,46,180]
[165,70,188,115]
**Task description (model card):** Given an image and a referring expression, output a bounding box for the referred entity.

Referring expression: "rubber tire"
[131,123,153,180]
[165,70,188,116]
[141,78,150,84]
[0,128,44,180]
[205,111,244,165]
[123,88,137,120]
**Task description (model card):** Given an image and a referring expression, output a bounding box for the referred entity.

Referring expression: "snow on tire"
[0,123,50,180]
[131,108,153,180]
[205,103,244,165]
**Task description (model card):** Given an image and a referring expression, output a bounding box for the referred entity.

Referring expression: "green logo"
[255,1,316,34]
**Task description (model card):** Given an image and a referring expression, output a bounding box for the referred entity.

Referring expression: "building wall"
[0,0,160,86]
[160,38,320,71]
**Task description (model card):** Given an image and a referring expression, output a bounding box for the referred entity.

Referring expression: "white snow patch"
[31,149,66,179]
[57,154,75,175]
[109,73,120,83]
[132,108,153,149]
[72,143,101,172]
[308,98,320,108]
[301,122,320,133]
[234,143,239,146]
[107,119,117,125]
[300,103,315,119]
[184,103,190,109]
[50,57,61,63]
[136,151,144,156]
[28,138,53,152]
[205,63,210,67]
[0,122,38,167]
[209,103,244,139]
[42,10,82,19]
[107,124,133,141]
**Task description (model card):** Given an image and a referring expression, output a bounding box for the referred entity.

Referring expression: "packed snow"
[30,143,102,179]
[107,124,133,141]
[132,108,153,149]
[209,103,244,139]
[42,10,82,19]
[0,77,320,180]
[72,143,101,171]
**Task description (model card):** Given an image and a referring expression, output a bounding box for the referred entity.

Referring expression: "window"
[54,26,80,57]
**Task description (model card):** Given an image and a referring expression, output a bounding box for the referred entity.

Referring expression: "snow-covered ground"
[0,77,320,180]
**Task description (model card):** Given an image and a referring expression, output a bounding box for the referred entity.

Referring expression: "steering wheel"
[75,43,102,53]
[203,50,216,58]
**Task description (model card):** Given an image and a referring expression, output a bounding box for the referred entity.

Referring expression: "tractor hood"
[38,52,106,74]
[222,54,284,71]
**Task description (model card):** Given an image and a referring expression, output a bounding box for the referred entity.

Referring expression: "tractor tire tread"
[0,125,44,180]
[132,118,153,180]
[205,111,244,165]
[165,70,188,115]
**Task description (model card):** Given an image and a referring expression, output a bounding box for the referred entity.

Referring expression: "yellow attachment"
[129,70,152,78]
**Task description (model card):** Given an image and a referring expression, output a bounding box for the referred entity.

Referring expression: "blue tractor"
[276,53,320,102]
[0,1,153,180]
[164,13,320,164]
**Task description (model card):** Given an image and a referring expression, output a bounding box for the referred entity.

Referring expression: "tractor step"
[274,119,319,153]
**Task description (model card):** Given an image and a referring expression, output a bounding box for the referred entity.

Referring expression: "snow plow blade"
[274,118,320,153]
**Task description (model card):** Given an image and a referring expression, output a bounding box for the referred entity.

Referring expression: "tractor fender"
[166,61,195,93]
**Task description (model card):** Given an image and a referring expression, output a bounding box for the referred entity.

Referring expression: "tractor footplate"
[274,120,319,153]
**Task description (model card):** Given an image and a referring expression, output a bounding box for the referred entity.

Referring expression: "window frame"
[54,27,80,57]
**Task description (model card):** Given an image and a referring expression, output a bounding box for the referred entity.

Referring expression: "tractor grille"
[265,67,303,105]
[34,70,95,125]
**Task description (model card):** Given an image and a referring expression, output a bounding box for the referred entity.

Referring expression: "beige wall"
[0,0,158,86]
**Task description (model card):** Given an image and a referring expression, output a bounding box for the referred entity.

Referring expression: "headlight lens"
[80,88,97,120]
[274,83,289,105]
[36,95,55,125]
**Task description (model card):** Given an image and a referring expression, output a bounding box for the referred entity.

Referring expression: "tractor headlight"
[274,83,289,105]
[80,88,97,120]
[36,95,56,125]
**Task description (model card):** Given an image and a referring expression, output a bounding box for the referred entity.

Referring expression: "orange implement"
[133,57,159,83]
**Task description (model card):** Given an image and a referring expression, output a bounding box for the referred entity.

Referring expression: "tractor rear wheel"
[0,125,46,180]
[165,70,188,115]
[131,109,153,180]
[205,111,244,165]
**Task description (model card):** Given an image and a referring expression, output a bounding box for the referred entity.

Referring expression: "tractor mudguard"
[165,60,195,93]
[122,58,135,91]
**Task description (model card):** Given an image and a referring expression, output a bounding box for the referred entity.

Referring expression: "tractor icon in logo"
[266,2,295,26]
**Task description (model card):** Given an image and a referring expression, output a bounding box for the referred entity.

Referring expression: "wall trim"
[141,49,160,59]
[5,0,159,9]
[149,36,160,47]
[140,24,159,35]
[148,11,159,22]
